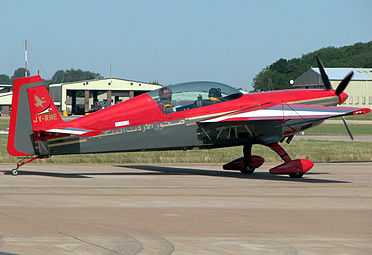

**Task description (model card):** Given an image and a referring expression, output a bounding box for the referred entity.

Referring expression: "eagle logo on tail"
[34,95,46,108]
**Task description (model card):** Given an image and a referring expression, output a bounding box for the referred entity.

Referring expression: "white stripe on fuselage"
[202,109,346,122]
[185,110,236,121]
[46,128,88,135]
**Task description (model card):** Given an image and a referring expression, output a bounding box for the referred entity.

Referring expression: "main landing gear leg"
[9,156,42,176]
[267,143,314,178]
[241,144,255,174]
[267,143,292,163]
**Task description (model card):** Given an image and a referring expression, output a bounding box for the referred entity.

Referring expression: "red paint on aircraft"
[6,58,371,178]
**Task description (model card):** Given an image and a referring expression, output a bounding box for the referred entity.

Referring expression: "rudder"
[7,75,63,156]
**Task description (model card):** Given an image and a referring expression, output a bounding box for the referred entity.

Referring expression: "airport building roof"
[0,84,11,91]
[49,77,162,91]
[311,68,372,81]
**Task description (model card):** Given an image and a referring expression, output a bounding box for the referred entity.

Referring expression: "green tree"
[0,74,10,84]
[51,70,65,83]
[253,41,372,91]
[51,69,103,83]
[12,67,30,80]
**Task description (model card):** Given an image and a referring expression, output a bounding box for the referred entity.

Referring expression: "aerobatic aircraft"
[6,58,370,177]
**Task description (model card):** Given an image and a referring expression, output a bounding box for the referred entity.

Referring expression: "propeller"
[316,56,354,95]
[335,71,353,96]
[316,56,355,140]
[316,56,332,90]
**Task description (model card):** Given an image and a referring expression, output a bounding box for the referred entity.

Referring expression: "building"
[294,68,372,108]
[0,84,11,93]
[0,78,162,116]
[0,85,12,116]
[49,78,162,115]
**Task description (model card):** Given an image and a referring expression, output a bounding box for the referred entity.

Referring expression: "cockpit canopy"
[149,81,243,113]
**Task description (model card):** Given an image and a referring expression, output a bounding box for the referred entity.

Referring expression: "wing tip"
[352,108,371,115]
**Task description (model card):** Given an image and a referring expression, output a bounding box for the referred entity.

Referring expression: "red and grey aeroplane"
[6,58,370,177]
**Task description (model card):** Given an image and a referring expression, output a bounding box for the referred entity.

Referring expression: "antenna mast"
[24,40,28,77]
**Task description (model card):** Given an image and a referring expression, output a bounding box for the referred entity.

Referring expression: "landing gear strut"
[8,156,44,176]
[266,143,313,178]
[241,144,255,174]
[223,143,313,178]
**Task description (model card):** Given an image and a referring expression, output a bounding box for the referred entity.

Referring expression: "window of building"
[355,96,360,105]
[349,96,353,104]
[362,96,366,105]
[369,96,372,105]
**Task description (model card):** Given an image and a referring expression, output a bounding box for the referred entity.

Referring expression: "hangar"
[0,78,162,116]
[0,85,12,116]
[49,78,162,115]
[294,68,372,108]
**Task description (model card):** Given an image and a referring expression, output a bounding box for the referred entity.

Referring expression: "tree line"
[254,41,372,91]
[2,41,371,89]
[0,68,102,85]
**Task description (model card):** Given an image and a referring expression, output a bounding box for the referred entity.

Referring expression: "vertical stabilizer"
[7,75,63,156]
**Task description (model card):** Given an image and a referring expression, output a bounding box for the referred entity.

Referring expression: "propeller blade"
[341,117,354,141]
[336,71,353,96]
[316,56,332,90]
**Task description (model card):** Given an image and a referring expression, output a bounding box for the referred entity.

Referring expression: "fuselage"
[65,88,343,130]
[46,86,345,156]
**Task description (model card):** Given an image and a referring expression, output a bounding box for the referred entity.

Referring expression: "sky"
[0,0,371,89]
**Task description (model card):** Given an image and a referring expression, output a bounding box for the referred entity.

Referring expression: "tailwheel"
[7,155,47,176]
[11,169,19,176]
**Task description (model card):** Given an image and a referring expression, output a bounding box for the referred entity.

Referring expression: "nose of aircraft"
[338,91,348,104]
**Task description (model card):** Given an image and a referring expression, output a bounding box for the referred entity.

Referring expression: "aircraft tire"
[289,172,303,178]
[11,169,19,176]
[241,165,255,175]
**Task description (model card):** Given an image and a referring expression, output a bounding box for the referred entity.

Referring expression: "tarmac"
[0,163,371,255]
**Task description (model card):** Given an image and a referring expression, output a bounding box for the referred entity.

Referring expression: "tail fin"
[7,75,63,156]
